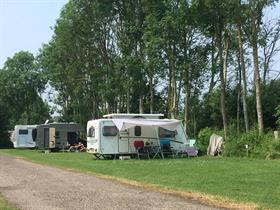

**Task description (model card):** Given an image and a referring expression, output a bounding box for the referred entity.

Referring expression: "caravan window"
[87,126,95,137]
[55,131,60,138]
[102,126,118,136]
[159,127,176,138]
[32,129,37,141]
[134,126,141,136]
[19,129,28,135]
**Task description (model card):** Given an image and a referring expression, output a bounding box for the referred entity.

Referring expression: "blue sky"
[0,0,68,68]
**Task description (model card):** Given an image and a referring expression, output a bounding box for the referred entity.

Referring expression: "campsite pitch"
[1,149,280,209]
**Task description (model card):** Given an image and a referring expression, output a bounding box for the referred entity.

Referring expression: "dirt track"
[0,155,220,210]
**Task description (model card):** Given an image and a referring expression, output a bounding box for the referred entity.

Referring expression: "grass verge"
[0,194,17,210]
[1,149,280,209]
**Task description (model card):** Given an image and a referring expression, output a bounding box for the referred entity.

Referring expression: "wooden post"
[274,131,279,140]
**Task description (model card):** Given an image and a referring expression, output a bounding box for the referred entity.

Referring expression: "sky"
[0,0,68,68]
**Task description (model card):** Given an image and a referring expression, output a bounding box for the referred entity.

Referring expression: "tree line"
[1,0,280,140]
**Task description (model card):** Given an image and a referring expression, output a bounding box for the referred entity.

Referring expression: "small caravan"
[36,122,83,150]
[87,114,189,158]
[11,125,37,148]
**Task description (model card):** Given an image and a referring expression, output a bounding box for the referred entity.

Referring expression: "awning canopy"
[112,118,181,131]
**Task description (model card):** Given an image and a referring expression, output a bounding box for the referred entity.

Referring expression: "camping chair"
[176,145,198,158]
[160,139,175,158]
[185,146,198,157]
[133,140,150,159]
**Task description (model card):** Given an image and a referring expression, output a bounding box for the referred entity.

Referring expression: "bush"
[0,104,13,149]
[275,105,280,129]
[266,140,280,159]
[0,137,13,149]
[223,129,277,159]
[197,125,280,159]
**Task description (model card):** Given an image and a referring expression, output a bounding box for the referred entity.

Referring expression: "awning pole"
[154,126,164,159]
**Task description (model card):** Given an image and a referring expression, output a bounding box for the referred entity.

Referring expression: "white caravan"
[11,125,37,148]
[87,114,188,158]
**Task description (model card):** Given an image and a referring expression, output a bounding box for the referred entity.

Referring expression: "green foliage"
[224,129,258,157]
[197,125,279,159]
[0,103,13,149]
[224,129,277,159]
[266,139,280,159]
[0,51,50,127]
[261,80,280,129]
[275,105,280,129]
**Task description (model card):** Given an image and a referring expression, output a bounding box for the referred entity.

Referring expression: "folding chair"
[133,140,150,159]
[160,139,175,158]
[176,145,198,158]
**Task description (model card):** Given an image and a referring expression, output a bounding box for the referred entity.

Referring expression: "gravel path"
[0,155,220,210]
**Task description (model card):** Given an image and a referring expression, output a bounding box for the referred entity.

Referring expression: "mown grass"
[1,149,280,209]
[0,194,17,210]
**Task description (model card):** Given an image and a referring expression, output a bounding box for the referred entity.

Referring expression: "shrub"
[0,104,13,149]
[223,129,276,159]
[275,105,280,129]
[266,140,280,159]
[197,125,280,159]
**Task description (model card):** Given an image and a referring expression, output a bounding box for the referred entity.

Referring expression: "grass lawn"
[1,149,280,209]
[0,194,17,210]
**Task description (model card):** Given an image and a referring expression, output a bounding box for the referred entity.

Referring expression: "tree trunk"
[168,42,176,119]
[167,63,172,118]
[176,79,182,116]
[263,52,268,84]
[237,54,242,135]
[184,63,190,132]
[218,33,227,139]
[126,91,130,114]
[237,25,249,132]
[139,96,144,114]
[247,0,264,135]
[252,39,264,135]
[149,75,154,114]
[184,90,189,132]
[193,112,197,136]
[209,37,216,94]
[170,68,176,119]
[223,31,229,86]
[170,44,177,119]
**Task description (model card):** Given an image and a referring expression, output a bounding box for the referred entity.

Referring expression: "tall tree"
[260,19,280,83]
[243,0,278,134]
[234,0,250,132]
[0,51,50,126]
[192,0,230,138]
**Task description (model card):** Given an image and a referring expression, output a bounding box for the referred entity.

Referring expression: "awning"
[112,118,181,131]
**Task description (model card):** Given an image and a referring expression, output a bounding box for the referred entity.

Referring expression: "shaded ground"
[0,155,221,210]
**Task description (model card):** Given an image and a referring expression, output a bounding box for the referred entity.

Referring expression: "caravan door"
[100,121,118,154]
[119,129,129,153]
[17,129,29,147]
[49,127,56,148]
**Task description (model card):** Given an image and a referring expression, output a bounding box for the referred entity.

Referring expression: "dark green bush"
[0,103,13,149]
[223,129,276,159]
[275,105,280,129]
[196,125,279,159]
